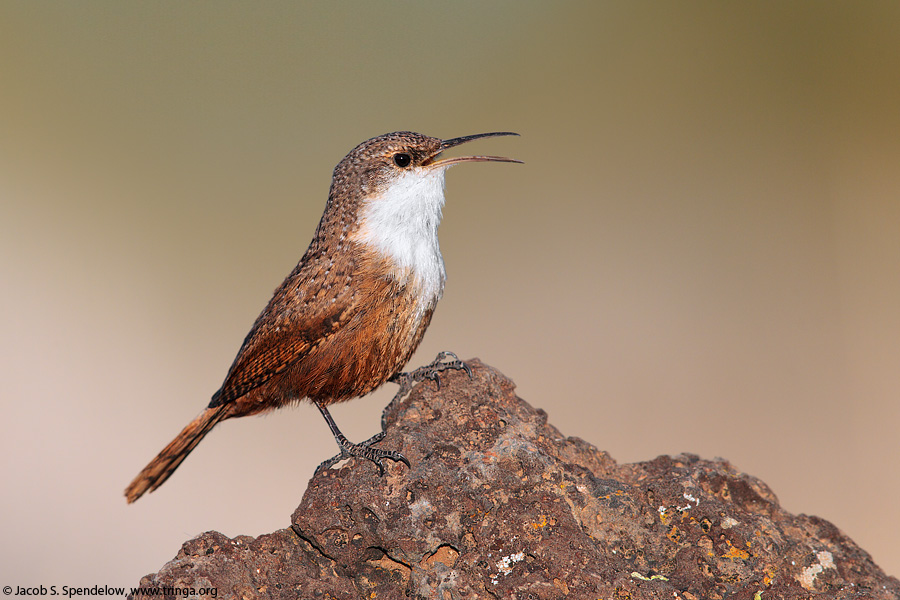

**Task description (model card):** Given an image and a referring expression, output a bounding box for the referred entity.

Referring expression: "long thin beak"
[441,131,519,150]
[429,131,522,168]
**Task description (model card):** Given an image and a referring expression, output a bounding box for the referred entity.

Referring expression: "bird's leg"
[314,403,409,476]
[383,352,473,429]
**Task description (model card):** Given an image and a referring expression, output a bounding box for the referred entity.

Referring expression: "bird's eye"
[393,153,412,168]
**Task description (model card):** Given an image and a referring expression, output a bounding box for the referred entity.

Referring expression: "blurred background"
[2,1,898,585]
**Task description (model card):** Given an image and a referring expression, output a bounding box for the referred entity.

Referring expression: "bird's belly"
[301,292,433,404]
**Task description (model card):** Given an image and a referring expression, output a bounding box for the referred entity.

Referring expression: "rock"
[136,359,899,599]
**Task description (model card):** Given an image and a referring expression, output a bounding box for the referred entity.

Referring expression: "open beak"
[427,131,522,168]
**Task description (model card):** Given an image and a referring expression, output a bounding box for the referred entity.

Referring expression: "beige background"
[2,2,898,586]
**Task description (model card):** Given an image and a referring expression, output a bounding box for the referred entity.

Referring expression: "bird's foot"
[315,430,410,476]
[390,351,473,391]
[315,404,410,476]
[383,352,472,430]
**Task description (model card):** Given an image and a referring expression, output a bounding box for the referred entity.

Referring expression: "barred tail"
[124,405,228,503]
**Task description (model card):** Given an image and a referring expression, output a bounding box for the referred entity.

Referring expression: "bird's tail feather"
[124,404,228,503]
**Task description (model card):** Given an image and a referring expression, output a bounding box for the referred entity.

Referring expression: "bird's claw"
[315,431,408,476]
[393,351,472,390]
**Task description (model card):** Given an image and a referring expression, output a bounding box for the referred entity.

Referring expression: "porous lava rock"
[136,359,899,599]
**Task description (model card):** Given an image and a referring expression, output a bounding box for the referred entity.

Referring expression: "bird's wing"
[208,255,358,407]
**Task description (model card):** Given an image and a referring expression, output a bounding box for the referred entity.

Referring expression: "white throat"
[353,167,448,311]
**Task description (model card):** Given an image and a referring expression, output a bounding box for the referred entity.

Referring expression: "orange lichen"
[722,540,750,560]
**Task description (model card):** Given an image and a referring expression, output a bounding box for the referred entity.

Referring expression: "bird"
[124,130,520,503]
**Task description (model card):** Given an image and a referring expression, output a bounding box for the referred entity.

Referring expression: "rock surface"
[137,359,899,599]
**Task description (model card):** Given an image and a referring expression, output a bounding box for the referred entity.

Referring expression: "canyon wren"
[124,131,520,503]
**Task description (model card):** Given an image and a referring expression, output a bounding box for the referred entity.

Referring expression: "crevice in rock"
[290,523,337,564]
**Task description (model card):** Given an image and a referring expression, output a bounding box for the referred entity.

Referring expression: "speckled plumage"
[125,131,519,503]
